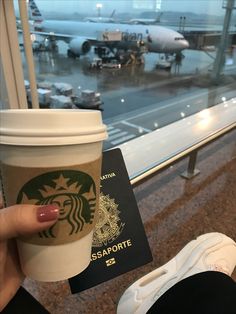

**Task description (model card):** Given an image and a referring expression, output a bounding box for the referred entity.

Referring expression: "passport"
[69,148,152,293]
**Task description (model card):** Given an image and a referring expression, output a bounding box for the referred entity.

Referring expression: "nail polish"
[37,205,59,222]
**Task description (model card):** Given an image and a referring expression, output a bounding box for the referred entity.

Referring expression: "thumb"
[0,204,59,241]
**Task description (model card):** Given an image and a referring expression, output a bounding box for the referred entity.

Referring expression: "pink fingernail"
[37,205,59,222]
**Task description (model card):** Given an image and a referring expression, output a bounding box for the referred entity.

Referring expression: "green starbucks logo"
[17,170,96,238]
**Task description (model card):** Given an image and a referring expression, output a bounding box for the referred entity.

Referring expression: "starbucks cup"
[0,109,107,281]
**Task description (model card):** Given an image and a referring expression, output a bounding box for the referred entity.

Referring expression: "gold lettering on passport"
[0,158,101,245]
[100,172,116,181]
[92,192,125,247]
[91,239,132,261]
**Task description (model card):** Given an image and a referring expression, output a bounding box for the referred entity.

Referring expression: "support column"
[181,151,200,179]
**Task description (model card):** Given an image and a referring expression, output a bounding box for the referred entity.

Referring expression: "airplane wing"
[18,28,123,56]
[19,29,97,44]
[19,29,123,46]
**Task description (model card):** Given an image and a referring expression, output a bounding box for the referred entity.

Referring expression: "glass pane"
[14,0,236,150]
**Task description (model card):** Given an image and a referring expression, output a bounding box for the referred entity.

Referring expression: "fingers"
[0,204,59,241]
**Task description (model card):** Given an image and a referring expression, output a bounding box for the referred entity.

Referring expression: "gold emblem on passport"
[106,258,116,266]
[17,170,98,245]
[92,193,125,247]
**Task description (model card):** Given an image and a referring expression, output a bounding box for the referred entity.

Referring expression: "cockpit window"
[175,37,185,40]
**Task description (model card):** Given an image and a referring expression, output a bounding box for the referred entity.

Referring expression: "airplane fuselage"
[40,20,189,54]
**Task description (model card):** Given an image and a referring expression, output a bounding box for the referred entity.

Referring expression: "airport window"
[2,0,236,155]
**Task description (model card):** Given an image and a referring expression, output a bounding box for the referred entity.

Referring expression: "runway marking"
[121,120,152,132]
[108,131,128,141]
[108,128,121,135]
[111,134,136,146]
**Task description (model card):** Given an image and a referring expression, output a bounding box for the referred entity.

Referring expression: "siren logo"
[92,193,125,247]
[17,170,96,238]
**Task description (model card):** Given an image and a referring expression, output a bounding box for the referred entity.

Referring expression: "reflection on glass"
[197,108,213,129]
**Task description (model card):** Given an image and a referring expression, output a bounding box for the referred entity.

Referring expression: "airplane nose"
[183,39,189,49]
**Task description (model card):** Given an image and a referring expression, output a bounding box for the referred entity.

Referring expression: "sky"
[14,0,226,16]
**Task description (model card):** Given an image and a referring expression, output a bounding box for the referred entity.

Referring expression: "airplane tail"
[110,9,116,18]
[28,0,43,23]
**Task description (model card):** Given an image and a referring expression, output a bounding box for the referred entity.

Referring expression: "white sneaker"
[117,232,236,314]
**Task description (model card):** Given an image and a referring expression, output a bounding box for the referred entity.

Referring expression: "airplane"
[83,10,116,23]
[128,12,164,25]
[28,0,189,60]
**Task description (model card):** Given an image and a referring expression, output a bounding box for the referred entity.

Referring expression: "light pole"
[96,3,103,17]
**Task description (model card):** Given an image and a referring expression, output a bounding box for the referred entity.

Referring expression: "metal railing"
[117,99,236,186]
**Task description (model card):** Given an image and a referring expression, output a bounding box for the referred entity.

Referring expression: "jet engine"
[69,37,91,56]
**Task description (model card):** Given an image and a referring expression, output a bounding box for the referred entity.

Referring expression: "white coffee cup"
[0,109,107,281]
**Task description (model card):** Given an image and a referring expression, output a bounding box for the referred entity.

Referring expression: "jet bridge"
[181,30,236,51]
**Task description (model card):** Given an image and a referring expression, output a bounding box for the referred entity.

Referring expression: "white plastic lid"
[0,109,107,146]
